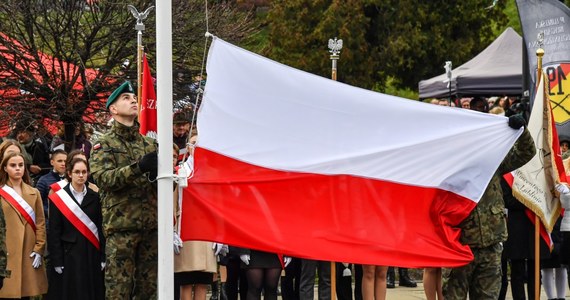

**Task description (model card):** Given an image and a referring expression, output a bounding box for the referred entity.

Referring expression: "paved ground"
[383,282,555,299]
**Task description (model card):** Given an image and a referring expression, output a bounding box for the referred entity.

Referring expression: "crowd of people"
[0,81,568,300]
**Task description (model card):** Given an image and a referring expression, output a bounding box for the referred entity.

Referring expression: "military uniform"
[0,199,10,282]
[444,128,535,300]
[90,120,158,299]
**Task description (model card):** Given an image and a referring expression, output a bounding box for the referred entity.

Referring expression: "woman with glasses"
[48,157,105,299]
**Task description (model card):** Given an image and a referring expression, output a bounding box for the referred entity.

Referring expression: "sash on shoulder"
[49,188,100,250]
[50,179,67,193]
[0,185,36,232]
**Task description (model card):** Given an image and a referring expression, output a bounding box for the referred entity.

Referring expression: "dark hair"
[65,157,89,182]
[66,149,87,166]
[470,97,489,112]
[51,149,67,159]
[0,152,31,186]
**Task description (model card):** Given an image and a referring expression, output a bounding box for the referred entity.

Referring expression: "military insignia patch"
[93,143,101,151]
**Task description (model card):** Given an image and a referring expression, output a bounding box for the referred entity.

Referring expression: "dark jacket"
[48,184,105,300]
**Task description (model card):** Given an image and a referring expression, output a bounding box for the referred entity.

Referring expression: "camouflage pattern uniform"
[90,120,158,299]
[444,128,535,300]
[0,200,10,280]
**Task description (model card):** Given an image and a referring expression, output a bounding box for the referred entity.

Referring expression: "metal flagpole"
[328,37,343,300]
[534,32,544,300]
[127,5,154,110]
[444,61,452,105]
[156,1,174,299]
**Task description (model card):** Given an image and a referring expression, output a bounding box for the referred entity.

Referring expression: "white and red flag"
[510,71,567,245]
[181,38,523,267]
[139,53,157,138]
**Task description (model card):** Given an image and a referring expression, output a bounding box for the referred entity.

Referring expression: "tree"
[0,0,256,148]
[265,0,508,92]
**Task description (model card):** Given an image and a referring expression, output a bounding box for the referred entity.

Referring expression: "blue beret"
[106,81,135,109]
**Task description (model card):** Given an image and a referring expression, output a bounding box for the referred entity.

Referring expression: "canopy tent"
[418,27,522,99]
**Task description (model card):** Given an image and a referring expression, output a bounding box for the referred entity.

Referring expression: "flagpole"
[534,34,544,300]
[156,1,174,299]
[127,5,154,112]
[328,37,342,300]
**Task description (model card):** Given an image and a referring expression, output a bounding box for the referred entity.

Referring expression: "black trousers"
[335,263,352,300]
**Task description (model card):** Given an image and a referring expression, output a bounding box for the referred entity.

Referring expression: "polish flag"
[180,38,523,267]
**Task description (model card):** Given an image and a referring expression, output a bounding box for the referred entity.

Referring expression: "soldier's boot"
[220,282,228,300]
[210,280,219,300]
[398,268,417,288]
[386,267,395,289]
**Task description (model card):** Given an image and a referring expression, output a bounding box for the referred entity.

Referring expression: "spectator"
[299,259,331,300]
[0,152,48,298]
[459,98,471,109]
[36,149,68,223]
[174,138,220,300]
[173,111,193,162]
[362,265,388,300]
[48,157,105,299]
[238,248,288,300]
[540,217,566,300]
[13,121,51,185]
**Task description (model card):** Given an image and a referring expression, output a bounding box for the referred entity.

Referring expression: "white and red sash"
[50,180,67,193]
[49,188,100,250]
[0,185,36,232]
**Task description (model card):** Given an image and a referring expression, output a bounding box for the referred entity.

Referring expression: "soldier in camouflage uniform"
[443,98,536,299]
[90,81,159,299]
[0,194,10,289]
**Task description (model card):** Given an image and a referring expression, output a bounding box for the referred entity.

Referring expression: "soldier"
[90,81,158,299]
[443,97,536,299]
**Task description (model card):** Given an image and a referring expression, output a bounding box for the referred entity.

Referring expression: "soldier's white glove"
[54,266,64,274]
[30,252,42,269]
[174,232,183,255]
[101,262,106,271]
[240,254,250,265]
[284,256,292,267]
[555,183,570,194]
[213,243,229,256]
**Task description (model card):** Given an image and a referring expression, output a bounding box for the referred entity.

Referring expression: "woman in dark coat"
[48,157,105,300]
[238,248,289,300]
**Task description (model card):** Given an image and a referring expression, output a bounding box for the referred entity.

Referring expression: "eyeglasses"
[72,170,88,175]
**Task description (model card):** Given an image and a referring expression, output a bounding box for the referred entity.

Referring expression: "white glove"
[342,263,352,277]
[240,254,250,265]
[556,183,570,194]
[101,262,106,271]
[284,256,292,267]
[174,232,183,255]
[213,243,229,256]
[54,266,64,274]
[30,252,42,269]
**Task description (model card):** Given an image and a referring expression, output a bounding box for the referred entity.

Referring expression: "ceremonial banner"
[512,73,566,233]
[517,0,570,138]
[139,53,157,138]
[181,38,523,267]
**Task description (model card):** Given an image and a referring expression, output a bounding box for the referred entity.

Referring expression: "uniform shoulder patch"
[93,143,101,151]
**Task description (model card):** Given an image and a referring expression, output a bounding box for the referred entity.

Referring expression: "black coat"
[502,178,549,260]
[48,184,105,300]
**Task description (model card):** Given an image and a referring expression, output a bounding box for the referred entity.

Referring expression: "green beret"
[106,81,135,109]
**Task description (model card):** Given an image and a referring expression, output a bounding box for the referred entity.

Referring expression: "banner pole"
[328,37,343,300]
[534,215,540,300]
[534,40,544,300]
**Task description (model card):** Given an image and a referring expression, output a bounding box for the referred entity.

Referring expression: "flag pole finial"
[328,37,342,81]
